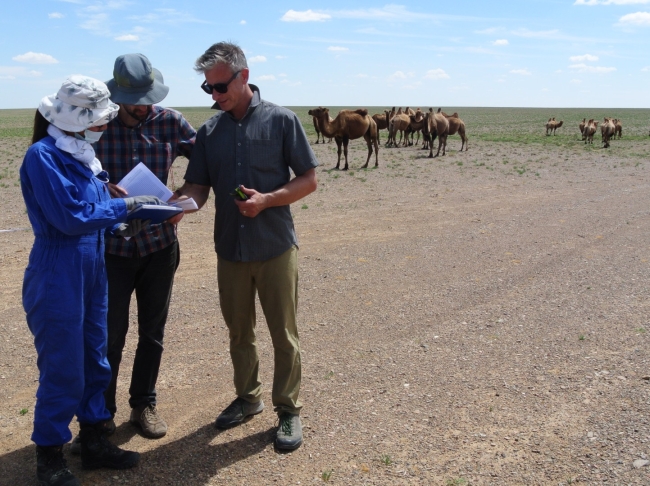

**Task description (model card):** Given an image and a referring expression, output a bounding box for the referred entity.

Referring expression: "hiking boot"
[36,445,80,486]
[69,418,115,455]
[215,397,264,429]
[79,422,140,470]
[130,404,167,438]
[275,413,303,451]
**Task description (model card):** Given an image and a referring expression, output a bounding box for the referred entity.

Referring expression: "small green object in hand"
[230,186,248,200]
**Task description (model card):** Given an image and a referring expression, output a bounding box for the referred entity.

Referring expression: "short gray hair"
[194,42,248,74]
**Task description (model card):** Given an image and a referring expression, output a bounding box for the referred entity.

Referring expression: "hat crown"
[113,53,155,89]
[57,75,112,109]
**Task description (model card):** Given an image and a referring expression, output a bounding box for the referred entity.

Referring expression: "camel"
[583,119,598,144]
[387,112,410,147]
[404,113,427,147]
[371,111,390,143]
[601,117,615,148]
[545,118,563,136]
[309,107,379,170]
[579,118,586,140]
[442,111,468,152]
[308,109,333,144]
[426,109,450,158]
[613,119,622,139]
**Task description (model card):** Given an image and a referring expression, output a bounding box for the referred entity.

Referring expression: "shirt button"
[238,142,241,146]
[241,225,244,228]
[238,163,241,166]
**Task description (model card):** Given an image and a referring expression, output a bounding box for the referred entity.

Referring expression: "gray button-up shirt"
[184,89,319,262]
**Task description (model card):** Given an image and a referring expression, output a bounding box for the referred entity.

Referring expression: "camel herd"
[307,106,469,170]
[576,117,622,148]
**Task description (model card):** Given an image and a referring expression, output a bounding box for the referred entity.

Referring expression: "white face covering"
[75,129,104,144]
[47,125,104,176]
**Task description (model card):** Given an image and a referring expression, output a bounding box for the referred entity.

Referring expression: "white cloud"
[249,55,267,63]
[389,71,409,81]
[257,75,276,81]
[0,66,43,78]
[48,12,64,19]
[128,8,207,24]
[570,54,599,62]
[618,11,650,25]
[511,28,562,39]
[275,55,287,60]
[476,27,504,34]
[642,66,650,71]
[281,9,331,22]
[240,20,246,25]
[510,69,532,75]
[575,0,650,5]
[569,63,616,73]
[115,34,139,41]
[355,73,369,78]
[12,52,58,64]
[570,79,583,84]
[424,68,450,80]
[328,46,349,52]
[493,39,509,46]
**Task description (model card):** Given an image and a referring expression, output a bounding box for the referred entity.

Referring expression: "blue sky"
[1,1,649,109]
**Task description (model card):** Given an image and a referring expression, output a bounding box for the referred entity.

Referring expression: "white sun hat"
[38,75,120,132]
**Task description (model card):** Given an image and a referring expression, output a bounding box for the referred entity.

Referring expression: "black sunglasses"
[200,70,241,95]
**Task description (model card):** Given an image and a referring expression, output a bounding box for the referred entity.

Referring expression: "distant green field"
[2,106,648,144]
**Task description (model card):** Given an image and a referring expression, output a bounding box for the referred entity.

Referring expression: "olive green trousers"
[217,246,302,414]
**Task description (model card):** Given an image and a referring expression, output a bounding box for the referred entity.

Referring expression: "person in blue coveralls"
[20,75,163,486]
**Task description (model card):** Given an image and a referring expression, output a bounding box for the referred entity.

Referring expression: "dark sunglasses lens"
[201,82,228,94]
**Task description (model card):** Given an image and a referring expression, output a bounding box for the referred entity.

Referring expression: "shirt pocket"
[132,141,173,182]
[249,139,282,174]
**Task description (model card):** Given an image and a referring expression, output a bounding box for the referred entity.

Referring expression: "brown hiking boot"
[129,404,167,438]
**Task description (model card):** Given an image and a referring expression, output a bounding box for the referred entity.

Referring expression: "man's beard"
[125,105,151,122]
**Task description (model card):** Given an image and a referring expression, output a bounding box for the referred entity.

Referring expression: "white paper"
[168,198,199,211]
[117,162,173,201]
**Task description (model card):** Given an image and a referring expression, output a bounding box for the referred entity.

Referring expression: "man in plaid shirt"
[95,54,196,439]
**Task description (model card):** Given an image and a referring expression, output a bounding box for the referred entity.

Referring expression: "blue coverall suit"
[20,136,128,446]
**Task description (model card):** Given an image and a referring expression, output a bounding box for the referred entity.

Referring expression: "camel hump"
[354,108,368,117]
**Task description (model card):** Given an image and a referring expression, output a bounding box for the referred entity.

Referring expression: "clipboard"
[126,204,183,224]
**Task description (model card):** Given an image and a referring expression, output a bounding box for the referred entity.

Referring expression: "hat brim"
[38,94,119,132]
[106,68,169,105]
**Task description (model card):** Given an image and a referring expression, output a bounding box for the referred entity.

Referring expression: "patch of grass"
[579,334,585,341]
[19,408,28,416]
[324,370,334,380]
[379,454,392,466]
[301,204,308,210]
[636,327,646,333]
[321,469,333,481]
[446,478,468,486]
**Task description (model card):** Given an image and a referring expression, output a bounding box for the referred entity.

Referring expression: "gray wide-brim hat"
[106,53,169,105]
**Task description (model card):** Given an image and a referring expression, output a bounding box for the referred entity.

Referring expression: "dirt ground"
[1,131,650,485]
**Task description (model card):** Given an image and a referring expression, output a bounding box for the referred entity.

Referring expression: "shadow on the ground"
[1,423,275,485]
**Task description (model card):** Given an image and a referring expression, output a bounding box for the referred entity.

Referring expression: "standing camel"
[601,117,615,148]
[583,119,598,144]
[387,112,410,147]
[309,107,379,170]
[613,119,622,139]
[372,111,390,143]
[426,109,450,157]
[308,108,333,144]
[437,111,468,152]
[579,118,586,140]
[546,118,563,136]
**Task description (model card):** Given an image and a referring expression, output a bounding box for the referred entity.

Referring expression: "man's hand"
[114,219,151,237]
[235,185,268,218]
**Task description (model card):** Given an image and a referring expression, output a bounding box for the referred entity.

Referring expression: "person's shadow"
[1,421,276,485]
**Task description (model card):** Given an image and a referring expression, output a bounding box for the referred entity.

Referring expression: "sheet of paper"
[117,162,173,201]
[168,198,199,211]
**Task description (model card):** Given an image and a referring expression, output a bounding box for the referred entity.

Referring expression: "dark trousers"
[103,241,179,415]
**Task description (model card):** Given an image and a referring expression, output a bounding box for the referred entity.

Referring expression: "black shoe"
[275,413,303,451]
[215,397,264,429]
[70,418,115,455]
[36,445,80,486]
[79,422,140,470]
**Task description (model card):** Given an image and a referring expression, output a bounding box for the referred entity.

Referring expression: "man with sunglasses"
[90,53,196,442]
[170,41,318,451]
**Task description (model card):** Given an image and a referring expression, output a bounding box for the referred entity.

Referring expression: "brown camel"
[404,113,427,147]
[583,119,598,144]
[426,109,450,157]
[387,112,410,147]
[601,117,615,148]
[308,109,333,144]
[371,111,390,143]
[443,112,468,152]
[613,119,622,139]
[579,118,586,140]
[546,118,563,136]
[309,107,379,170]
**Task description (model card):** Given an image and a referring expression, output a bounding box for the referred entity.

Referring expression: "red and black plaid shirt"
[95,106,196,257]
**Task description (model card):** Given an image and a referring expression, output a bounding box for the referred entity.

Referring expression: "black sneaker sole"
[275,437,303,451]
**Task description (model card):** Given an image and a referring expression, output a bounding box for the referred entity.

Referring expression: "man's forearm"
[171,182,211,210]
[264,168,317,209]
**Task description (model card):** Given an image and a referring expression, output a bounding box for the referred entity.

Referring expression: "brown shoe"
[129,404,167,438]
